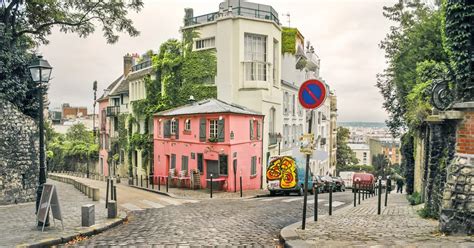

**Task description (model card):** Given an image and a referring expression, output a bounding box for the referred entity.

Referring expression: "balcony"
[106,106,120,117]
[268,132,279,146]
[132,60,152,72]
[184,1,280,27]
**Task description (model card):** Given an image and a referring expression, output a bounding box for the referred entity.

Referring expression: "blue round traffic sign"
[298,79,327,109]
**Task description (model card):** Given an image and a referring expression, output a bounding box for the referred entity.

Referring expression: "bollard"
[151,176,154,190]
[385,183,388,207]
[105,179,109,208]
[329,186,333,216]
[81,204,95,227]
[210,175,213,199]
[87,186,92,198]
[107,200,117,218]
[314,187,318,221]
[158,177,161,191]
[141,175,143,187]
[146,176,149,189]
[166,177,169,192]
[353,187,357,207]
[92,188,100,201]
[362,187,365,200]
[240,176,243,198]
[378,179,382,215]
[358,188,361,205]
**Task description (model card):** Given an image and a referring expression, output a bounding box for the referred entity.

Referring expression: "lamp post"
[29,55,52,227]
[276,133,282,155]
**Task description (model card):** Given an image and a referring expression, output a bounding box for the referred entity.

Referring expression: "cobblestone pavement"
[0,179,109,247]
[291,193,474,247]
[52,174,195,212]
[73,191,354,246]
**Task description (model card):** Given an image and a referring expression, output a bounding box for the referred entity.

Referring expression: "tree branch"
[3,0,21,25]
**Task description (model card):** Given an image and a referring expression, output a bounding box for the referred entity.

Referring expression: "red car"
[352,173,375,193]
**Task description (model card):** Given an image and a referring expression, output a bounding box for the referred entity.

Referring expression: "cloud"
[40,0,396,122]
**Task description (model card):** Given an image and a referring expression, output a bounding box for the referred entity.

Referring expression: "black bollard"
[158,177,161,191]
[314,187,318,221]
[378,179,382,215]
[113,185,117,203]
[166,177,169,192]
[329,186,333,216]
[353,188,357,207]
[358,188,361,205]
[210,175,213,199]
[362,186,365,200]
[151,176,154,190]
[106,178,110,208]
[146,176,149,189]
[385,183,388,207]
[140,175,143,187]
[240,176,243,198]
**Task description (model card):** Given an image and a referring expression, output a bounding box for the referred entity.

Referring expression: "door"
[206,160,219,189]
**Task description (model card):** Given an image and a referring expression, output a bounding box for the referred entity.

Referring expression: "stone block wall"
[0,99,39,205]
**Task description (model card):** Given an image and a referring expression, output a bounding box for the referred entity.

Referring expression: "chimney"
[123,53,133,76]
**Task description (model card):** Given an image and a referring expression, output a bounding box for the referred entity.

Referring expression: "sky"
[40,0,397,122]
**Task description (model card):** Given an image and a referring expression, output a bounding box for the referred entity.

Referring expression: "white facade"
[348,143,371,165]
[183,0,283,187]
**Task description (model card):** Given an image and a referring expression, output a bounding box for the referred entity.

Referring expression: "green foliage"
[336,126,359,173]
[281,27,297,54]
[407,192,423,205]
[0,0,143,119]
[372,154,390,178]
[401,132,415,195]
[418,206,439,219]
[377,1,448,136]
[337,164,375,174]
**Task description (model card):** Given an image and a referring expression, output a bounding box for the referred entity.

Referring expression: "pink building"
[153,99,264,192]
[97,97,109,176]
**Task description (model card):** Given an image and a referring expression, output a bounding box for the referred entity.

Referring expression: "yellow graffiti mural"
[266,156,297,189]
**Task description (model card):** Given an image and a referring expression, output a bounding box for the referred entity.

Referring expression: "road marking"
[184,199,199,204]
[141,200,165,209]
[121,203,143,211]
[307,199,325,204]
[282,197,303,203]
[156,196,182,205]
[243,198,257,201]
[260,198,279,202]
[324,201,345,207]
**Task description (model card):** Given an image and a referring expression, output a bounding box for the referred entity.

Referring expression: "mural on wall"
[266,156,297,189]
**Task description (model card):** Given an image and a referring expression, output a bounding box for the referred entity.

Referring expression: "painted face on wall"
[266,156,297,189]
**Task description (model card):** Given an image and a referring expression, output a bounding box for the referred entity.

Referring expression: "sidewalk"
[0,179,124,247]
[281,193,473,247]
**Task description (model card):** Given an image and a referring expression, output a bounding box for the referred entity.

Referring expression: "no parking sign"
[298,79,327,109]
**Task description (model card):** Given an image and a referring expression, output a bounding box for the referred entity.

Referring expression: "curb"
[17,213,128,248]
[129,184,267,200]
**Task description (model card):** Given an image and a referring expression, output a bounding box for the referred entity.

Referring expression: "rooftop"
[154,98,263,117]
[184,0,280,27]
[348,143,370,150]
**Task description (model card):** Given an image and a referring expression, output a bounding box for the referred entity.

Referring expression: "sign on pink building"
[153,99,264,192]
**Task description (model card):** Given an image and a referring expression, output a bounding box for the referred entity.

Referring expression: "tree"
[336,127,359,173]
[372,154,390,178]
[0,0,143,119]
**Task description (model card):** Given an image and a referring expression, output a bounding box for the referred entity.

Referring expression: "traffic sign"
[298,79,327,109]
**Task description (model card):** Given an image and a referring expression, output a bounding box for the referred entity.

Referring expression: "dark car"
[320,175,336,193]
[313,175,325,193]
[332,176,345,192]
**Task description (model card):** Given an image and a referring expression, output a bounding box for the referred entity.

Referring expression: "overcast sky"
[40,0,396,122]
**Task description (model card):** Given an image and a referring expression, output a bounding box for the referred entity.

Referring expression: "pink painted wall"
[98,99,109,176]
[153,113,263,192]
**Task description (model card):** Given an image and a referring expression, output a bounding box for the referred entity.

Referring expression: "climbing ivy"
[282,27,297,55]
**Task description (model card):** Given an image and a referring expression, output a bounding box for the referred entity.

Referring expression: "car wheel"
[270,190,275,196]
[310,187,314,195]
[341,185,345,192]
[284,192,290,196]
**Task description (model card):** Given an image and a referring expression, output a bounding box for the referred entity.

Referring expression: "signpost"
[298,79,327,230]
[37,184,63,232]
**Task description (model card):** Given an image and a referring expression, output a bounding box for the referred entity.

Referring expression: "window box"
[208,136,218,143]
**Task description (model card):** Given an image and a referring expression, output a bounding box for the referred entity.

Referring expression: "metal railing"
[106,106,120,117]
[184,6,280,27]
[132,60,152,72]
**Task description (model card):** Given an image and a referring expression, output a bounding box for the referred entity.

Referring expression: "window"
[269,108,275,134]
[292,95,296,116]
[273,39,278,85]
[171,119,177,134]
[209,119,218,138]
[181,155,189,172]
[195,37,215,50]
[251,156,257,176]
[185,119,191,131]
[219,154,228,175]
[292,125,296,144]
[244,33,267,81]
[284,92,289,115]
[171,154,176,169]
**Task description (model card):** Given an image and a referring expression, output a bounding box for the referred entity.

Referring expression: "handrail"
[184,6,280,27]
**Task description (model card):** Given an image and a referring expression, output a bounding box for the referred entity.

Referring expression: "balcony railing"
[106,106,120,117]
[184,6,280,27]
[268,132,278,146]
[132,60,152,72]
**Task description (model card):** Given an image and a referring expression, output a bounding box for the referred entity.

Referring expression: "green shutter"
[257,121,261,140]
[250,120,254,140]
[218,119,225,142]
[175,119,179,139]
[199,118,206,142]
[164,120,171,138]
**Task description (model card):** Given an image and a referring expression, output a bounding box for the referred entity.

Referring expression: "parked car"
[313,175,325,193]
[352,173,375,193]
[321,175,336,192]
[267,156,314,196]
[332,176,345,192]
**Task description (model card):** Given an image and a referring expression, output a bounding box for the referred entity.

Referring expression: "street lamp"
[276,133,282,155]
[29,55,52,227]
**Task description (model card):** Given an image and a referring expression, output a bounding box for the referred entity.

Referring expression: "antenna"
[282,12,290,27]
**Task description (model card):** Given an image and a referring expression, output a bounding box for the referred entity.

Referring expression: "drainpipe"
[260,115,265,190]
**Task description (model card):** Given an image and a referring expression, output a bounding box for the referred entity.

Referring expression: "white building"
[348,143,371,165]
[182,0,284,187]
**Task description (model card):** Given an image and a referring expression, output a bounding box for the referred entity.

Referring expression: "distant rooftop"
[154,99,263,117]
[184,0,280,27]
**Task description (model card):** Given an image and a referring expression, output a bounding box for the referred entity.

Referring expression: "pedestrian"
[386,176,392,193]
[396,179,404,193]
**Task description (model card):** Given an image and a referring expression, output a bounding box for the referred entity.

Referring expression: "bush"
[407,192,422,205]
[417,206,439,219]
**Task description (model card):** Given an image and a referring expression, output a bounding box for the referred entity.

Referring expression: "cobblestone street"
[73,191,353,246]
